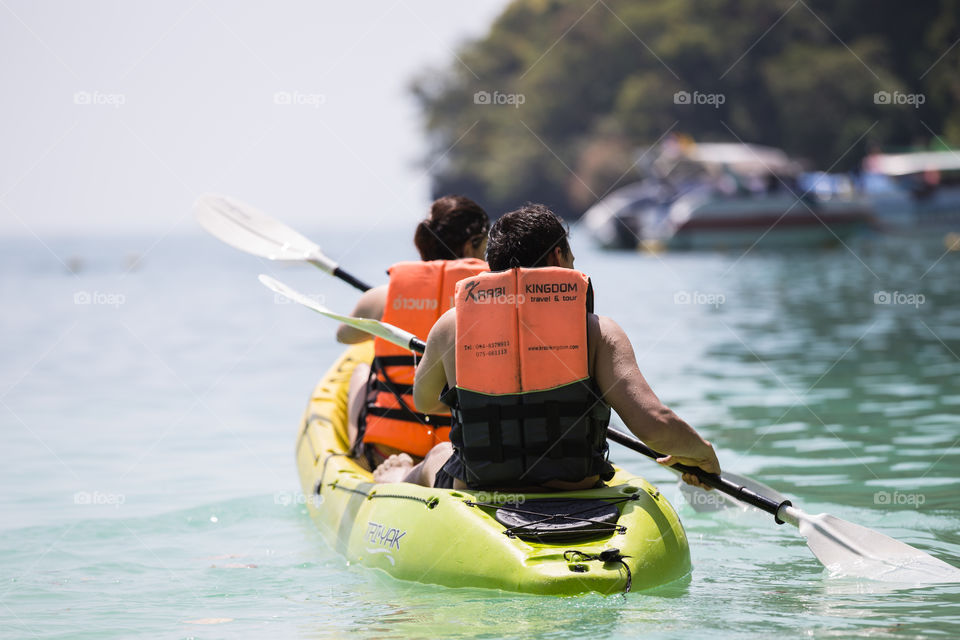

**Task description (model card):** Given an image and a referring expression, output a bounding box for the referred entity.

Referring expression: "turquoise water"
[1,229,959,638]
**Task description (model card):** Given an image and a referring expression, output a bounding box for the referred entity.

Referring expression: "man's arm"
[413,309,455,414]
[336,285,388,344]
[593,315,720,488]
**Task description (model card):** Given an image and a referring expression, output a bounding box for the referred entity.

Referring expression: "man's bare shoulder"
[431,308,457,340]
[588,313,630,348]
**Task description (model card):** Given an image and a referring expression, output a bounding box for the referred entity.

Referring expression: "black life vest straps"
[448,381,614,488]
[364,355,449,427]
[365,405,452,427]
[373,354,421,368]
[454,400,602,423]
[368,378,414,397]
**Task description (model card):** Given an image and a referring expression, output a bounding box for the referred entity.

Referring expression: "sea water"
[1,228,958,639]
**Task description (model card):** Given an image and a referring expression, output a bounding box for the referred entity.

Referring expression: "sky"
[0,0,512,236]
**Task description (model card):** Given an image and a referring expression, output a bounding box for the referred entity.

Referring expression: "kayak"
[295,342,692,594]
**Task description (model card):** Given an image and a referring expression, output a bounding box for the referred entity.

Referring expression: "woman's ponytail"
[413,195,489,261]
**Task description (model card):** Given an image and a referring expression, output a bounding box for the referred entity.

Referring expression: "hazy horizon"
[0,1,512,237]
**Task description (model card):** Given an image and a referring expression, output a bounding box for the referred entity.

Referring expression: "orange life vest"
[362,258,488,457]
[443,267,613,488]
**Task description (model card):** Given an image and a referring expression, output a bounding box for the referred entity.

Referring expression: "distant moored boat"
[861,150,960,232]
[581,142,873,251]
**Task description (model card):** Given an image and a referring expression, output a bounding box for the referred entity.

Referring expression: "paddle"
[259,275,424,352]
[677,464,788,513]
[195,194,374,292]
[605,429,960,583]
[262,274,960,584]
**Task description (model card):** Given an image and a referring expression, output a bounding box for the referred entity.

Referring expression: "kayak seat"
[492,498,624,543]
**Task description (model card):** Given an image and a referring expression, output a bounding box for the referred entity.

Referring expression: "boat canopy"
[867,151,960,176]
[652,142,801,179]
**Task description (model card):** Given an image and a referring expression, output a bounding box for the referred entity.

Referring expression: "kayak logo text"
[366,521,406,550]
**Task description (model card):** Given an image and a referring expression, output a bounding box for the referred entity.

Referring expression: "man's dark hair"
[485,203,570,271]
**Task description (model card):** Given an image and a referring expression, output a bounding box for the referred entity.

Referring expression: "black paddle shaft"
[404,338,791,523]
[606,428,792,523]
[332,266,373,292]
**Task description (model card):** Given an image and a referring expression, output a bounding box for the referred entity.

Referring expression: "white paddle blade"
[258,275,416,350]
[789,508,960,583]
[195,194,335,270]
[678,471,789,513]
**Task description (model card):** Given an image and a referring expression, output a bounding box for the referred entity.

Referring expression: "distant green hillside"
[412,0,960,218]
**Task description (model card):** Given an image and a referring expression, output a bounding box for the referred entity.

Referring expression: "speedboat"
[581,142,873,250]
[861,150,960,231]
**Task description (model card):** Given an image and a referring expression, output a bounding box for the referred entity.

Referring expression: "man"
[372,204,719,490]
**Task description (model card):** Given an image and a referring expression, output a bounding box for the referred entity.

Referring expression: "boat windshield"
[861,172,902,194]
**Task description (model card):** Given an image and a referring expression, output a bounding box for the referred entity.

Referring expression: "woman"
[337,195,489,470]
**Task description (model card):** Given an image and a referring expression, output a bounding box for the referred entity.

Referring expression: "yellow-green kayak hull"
[296,343,692,594]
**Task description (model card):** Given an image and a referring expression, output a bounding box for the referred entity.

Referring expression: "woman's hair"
[414,195,490,261]
[485,203,570,271]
